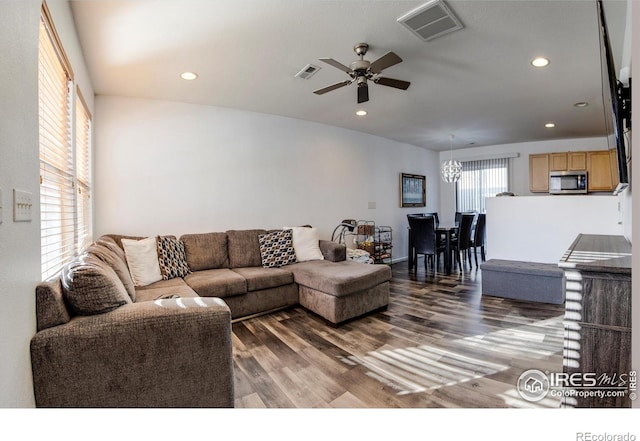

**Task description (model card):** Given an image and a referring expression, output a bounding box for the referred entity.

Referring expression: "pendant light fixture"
[441,134,462,183]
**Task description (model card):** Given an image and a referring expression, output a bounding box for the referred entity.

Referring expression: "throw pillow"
[258,229,297,268]
[286,226,324,262]
[122,236,163,287]
[61,253,132,315]
[157,235,191,280]
[89,241,137,302]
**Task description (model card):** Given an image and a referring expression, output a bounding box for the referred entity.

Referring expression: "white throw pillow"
[285,227,324,262]
[122,237,163,287]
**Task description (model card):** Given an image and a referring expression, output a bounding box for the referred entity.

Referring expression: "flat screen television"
[597,0,631,195]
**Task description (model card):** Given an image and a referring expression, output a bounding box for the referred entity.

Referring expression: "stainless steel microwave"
[549,171,588,194]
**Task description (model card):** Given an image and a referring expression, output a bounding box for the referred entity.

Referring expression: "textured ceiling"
[69,0,629,151]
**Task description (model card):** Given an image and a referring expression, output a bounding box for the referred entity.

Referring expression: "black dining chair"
[408,216,444,275]
[450,213,476,270]
[422,212,440,227]
[470,213,486,267]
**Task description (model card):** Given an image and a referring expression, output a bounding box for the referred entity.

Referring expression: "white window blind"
[456,158,509,213]
[39,2,91,280]
[75,87,92,253]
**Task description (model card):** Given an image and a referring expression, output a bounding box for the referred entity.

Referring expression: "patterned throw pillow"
[157,236,191,280]
[258,229,297,268]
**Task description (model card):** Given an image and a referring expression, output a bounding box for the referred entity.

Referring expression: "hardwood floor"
[232,259,565,408]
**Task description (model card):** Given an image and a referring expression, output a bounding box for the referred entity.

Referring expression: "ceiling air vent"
[397,0,463,42]
[295,64,321,80]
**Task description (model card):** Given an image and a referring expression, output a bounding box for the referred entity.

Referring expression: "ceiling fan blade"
[368,51,403,73]
[357,83,369,104]
[374,77,411,90]
[318,58,353,74]
[313,80,352,95]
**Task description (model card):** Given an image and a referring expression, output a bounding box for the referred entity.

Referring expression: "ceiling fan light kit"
[313,42,410,104]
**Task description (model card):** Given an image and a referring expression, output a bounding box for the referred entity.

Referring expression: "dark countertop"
[558,233,631,275]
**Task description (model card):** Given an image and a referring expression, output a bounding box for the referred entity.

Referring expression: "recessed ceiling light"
[180,72,198,80]
[574,102,589,108]
[545,122,556,128]
[531,57,550,68]
[356,110,367,116]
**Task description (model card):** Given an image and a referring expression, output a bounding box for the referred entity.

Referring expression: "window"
[39,2,92,280]
[456,158,509,213]
[75,88,92,253]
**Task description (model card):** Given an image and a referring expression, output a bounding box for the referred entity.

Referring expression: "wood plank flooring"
[232,259,565,408]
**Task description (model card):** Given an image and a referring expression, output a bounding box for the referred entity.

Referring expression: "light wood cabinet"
[549,153,568,171]
[568,152,587,170]
[529,154,549,192]
[529,149,615,193]
[587,150,614,192]
[609,148,619,187]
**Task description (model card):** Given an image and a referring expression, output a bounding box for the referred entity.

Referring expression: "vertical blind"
[456,158,509,213]
[39,3,91,280]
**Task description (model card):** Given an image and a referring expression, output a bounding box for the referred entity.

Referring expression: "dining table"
[408,224,458,275]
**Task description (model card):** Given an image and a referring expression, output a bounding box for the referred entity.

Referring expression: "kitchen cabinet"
[549,153,568,171]
[529,154,549,192]
[609,148,619,186]
[568,152,587,170]
[587,150,614,192]
[529,149,616,193]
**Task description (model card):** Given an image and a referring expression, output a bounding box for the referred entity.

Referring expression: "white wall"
[0,0,41,409]
[486,195,622,264]
[94,96,440,261]
[0,0,93,408]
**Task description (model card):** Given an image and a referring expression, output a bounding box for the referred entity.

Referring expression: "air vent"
[397,0,463,42]
[295,64,321,80]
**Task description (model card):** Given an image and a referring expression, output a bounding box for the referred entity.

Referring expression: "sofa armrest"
[30,297,234,407]
[319,240,346,262]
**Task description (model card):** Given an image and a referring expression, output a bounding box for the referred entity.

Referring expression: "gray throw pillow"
[61,253,132,315]
[90,241,137,302]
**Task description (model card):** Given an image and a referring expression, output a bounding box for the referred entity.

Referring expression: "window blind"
[456,158,509,213]
[38,4,79,280]
[75,87,92,253]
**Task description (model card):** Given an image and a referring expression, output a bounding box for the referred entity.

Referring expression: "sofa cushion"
[180,232,229,271]
[227,229,267,268]
[157,235,191,280]
[184,269,247,298]
[61,253,132,315]
[134,277,200,303]
[258,229,297,268]
[287,226,324,262]
[231,267,294,292]
[87,241,137,302]
[288,260,392,297]
[122,237,163,287]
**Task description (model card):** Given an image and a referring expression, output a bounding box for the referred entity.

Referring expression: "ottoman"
[288,260,391,325]
[480,259,565,304]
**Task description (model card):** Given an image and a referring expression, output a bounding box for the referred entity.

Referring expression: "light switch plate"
[13,189,33,222]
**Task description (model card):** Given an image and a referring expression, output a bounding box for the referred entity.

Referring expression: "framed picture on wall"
[400,173,426,207]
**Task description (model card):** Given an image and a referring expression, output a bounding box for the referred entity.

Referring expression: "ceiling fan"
[313,43,411,104]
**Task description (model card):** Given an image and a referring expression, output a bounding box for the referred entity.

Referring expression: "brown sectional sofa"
[31,228,391,407]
